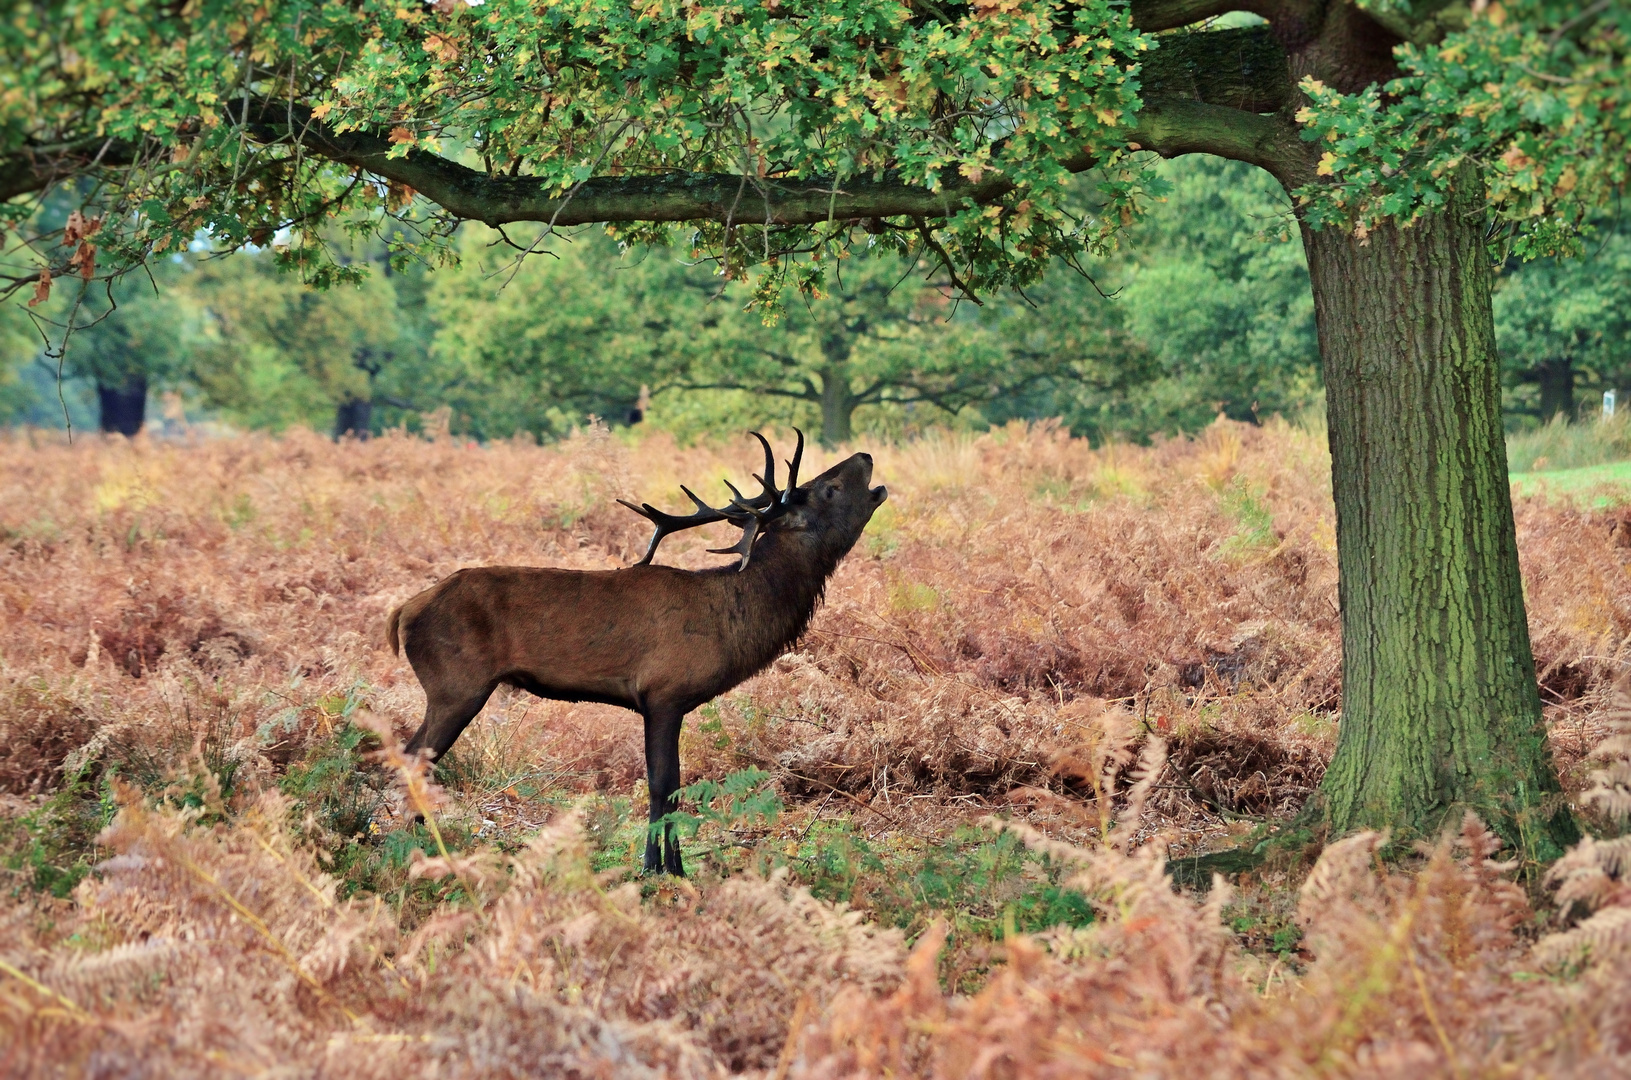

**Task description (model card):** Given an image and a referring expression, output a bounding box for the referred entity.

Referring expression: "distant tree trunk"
[1534,358,1575,423]
[817,367,856,447]
[97,375,147,436]
[1301,171,1574,854]
[334,397,373,439]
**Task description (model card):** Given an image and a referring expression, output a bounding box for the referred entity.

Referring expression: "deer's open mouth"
[872,485,888,504]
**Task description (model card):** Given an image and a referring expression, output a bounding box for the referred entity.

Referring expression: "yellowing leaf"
[1317,152,1338,176]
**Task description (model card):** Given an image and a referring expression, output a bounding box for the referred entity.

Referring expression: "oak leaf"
[28,266,51,307]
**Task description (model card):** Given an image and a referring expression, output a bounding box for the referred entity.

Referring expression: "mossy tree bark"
[1302,173,1575,854]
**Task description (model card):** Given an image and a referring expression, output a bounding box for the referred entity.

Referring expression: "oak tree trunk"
[818,366,856,448]
[334,397,373,439]
[97,375,147,437]
[1301,175,1574,853]
[1534,358,1575,424]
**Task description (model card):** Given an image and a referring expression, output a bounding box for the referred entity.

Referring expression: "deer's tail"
[386,605,404,656]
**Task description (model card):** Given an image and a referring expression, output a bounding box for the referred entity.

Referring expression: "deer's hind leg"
[643,705,686,876]
[403,676,497,762]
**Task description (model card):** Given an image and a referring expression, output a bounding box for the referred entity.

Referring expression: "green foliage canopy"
[188,248,432,431]
[4,1,1624,309]
[1297,1,1629,259]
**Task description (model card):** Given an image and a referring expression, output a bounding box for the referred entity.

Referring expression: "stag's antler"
[618,429,804,570]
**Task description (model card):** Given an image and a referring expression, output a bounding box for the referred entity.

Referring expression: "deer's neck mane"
[714,528,846,676]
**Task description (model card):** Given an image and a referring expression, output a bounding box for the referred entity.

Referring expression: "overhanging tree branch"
[1131,100,1309,186]
[202,27,1297,228]
[0,137,136,202]
[1130,0,1314,33]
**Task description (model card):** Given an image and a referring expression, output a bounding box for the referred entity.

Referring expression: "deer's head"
[620,430,887,570]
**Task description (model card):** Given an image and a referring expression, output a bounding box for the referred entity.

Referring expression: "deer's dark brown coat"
[386,444,885,874]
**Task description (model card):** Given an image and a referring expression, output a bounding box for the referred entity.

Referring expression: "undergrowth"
[1508,411,1631,473]
[5,422,1631,1073]
[0,768,112,899]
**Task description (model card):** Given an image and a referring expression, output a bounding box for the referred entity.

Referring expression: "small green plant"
[1032,475,1073,502]
[0,767,115,898]
[1218,478,1277,557]
[887,579,941,614]
[279,721,388,844]
[863,503,900,557]
[650,767,783,869]
[696,703,733,750]
[222,492,256,529]
[1224,890,1305,965]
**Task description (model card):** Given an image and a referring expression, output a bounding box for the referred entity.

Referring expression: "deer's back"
[397,564,748,709]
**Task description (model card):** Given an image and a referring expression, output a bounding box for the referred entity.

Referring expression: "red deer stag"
[385,432,886,874]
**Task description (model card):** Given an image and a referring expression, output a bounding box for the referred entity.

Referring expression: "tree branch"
[1130,1,1308,34]
[235,27,1295,225]
[2,28,1306,230]
[1130,99,1309,186]
[678,380,818,401]
[0,137,137,202]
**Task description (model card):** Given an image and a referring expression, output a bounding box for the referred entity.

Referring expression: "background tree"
[189,247,431,436]
[426,229,676,441]
[4,0,1627,846]
[61,271,196,435]
[1496,219,1631,427]
[671,252,1048,448]
[435,228,1082,446]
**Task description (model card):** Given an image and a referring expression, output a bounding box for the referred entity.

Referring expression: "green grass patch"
[1509,459,1631,506]
[640,769,1094,988]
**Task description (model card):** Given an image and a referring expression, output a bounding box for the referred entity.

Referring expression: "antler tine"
[617,490,731,566]
[722,477,769,515]
[782,428,805,501]
[707,514,765,571]
[749,431,779,501]
[679,485,717,515]
[619,431,797,568]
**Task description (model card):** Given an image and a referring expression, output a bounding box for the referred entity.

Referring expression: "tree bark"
[97,375,147,437]
[817,367,856,447]
[334,398,373,439]
[1534,358,1575,423]
[1301,172,1574,853]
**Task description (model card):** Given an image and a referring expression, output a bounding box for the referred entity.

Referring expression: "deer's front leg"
[642,707,686,876]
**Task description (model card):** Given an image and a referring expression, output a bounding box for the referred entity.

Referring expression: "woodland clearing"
[2,419,1630,1076]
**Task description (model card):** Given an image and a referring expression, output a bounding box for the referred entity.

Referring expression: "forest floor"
[3,418,1630,1076]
